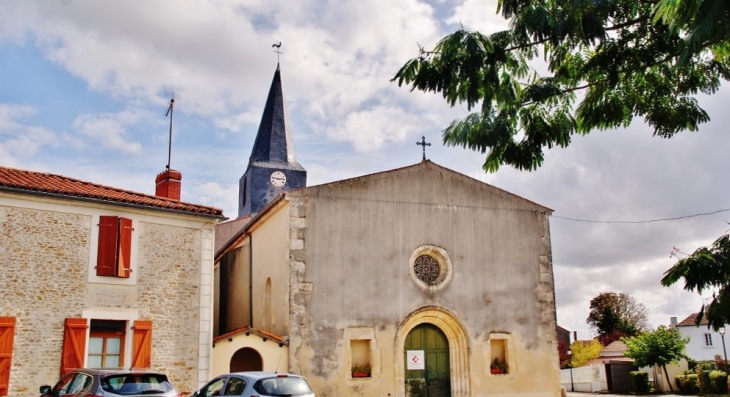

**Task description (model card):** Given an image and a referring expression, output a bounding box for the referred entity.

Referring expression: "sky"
[1,0,728,342]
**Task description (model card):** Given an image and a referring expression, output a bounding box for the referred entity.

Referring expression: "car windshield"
[253,376,313,396]
[101,374,175,395]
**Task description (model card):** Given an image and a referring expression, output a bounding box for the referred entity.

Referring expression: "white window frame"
[81,309,138,368]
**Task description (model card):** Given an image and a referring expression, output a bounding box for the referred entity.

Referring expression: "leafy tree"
[587,292,649,342]
[661,233,730,331]
[569,339,603,368]
[558,339,571,368]
[623,326,690,392]
[392,0,729,172]
[653,0,730,66]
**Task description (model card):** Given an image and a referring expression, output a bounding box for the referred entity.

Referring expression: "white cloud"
[0,104,57,163]
[0,0,728,341]
[71,110,146,154]
[447,0,508,33]
[326,105,432,152]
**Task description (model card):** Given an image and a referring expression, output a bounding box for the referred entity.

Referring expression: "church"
[212,64,562,397]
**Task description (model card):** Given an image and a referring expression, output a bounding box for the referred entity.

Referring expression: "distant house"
[673,314,729,361]
[0,166,224,397]
[587,340,633,365]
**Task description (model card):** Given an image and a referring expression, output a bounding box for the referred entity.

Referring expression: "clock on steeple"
[238,64,306,218]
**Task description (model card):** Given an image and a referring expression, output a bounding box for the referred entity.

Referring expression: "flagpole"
[165,98,174,170]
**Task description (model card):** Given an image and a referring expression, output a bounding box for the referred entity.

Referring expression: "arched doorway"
[395,307,470,396]
[404,323,450,397]
[230,347,263,372]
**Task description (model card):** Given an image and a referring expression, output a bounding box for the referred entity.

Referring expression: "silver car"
[39,368,180,397]
[192,372,315,397]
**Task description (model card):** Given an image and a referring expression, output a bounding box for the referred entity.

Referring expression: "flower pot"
[490,368,505,374]
[352,372,370,378]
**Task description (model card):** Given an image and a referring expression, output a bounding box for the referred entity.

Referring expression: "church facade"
[213,66,562,396]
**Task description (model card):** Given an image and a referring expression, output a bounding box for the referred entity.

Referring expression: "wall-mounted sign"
[406,350,425,370]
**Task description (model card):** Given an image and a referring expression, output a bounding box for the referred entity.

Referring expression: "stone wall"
[0,206,91,396]
[0,196,214,397]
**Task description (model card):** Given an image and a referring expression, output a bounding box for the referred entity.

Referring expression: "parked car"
[39,368,181,397]
[192,372,315,397]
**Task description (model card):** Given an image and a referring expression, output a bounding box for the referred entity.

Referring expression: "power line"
[552,208,730,224]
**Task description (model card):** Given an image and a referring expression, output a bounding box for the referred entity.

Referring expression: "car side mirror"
[39,385,51,395]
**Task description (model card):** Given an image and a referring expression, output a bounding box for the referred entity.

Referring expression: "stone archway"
[395,307,470,397]
[230,347,263,372]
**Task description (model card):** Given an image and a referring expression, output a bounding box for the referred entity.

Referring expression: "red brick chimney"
[155,169,182,201]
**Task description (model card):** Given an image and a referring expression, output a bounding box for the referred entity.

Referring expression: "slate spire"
[248,63,298,166]
[238,64,306,218]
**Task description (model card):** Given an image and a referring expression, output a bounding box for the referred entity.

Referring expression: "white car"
[192,372,315,397]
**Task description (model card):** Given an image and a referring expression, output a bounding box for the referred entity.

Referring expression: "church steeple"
[248,64,299,166]
[238,64,306,218]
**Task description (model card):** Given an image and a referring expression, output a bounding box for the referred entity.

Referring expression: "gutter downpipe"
[248,232,254,327]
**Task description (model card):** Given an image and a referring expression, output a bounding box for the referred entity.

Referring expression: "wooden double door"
[404,323,451,397]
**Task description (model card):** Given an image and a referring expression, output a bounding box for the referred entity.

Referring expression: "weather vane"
[417,136,431,161]
[272,42,282,63]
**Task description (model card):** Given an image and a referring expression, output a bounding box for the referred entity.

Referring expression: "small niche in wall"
[350,339,372,378]
[490,337,509,374]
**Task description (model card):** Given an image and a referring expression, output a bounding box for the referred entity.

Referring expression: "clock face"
[270,171,286,187]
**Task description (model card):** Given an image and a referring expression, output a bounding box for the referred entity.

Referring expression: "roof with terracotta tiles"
[677,313,708,327]
[0,166,224,217]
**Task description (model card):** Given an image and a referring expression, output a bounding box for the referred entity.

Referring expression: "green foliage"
[653,0,730,65]
[623,326,689,368]
[675,373,700,394]
[630,371,650,393]
[696,370,727,394]
[709,370,728,394]
[569,339,603,367]
[491,358,509,372]
[392,0,730,172]
[662,233,730,331]
[586,292,649,340]
[690,359,718,372]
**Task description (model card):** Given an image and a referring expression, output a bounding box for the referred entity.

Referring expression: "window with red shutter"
[132,320,152,368]
[0,317,16,397]
[96,216,133,278]
[61,318,88,377]
[117,218,133,278]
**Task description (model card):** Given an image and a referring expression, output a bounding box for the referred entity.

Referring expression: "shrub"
[694,360,717,371]
[698,370,713,394]
[709,370,728,394]
[675,374,699,395]
[629,371,649,393]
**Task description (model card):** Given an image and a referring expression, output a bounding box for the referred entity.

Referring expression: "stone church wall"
[284,163,561,396]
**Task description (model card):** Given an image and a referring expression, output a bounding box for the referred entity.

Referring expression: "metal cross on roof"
[417,136,431,161]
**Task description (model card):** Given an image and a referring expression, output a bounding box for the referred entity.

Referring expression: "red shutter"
[97,216,119,277]
[61,318,87,377]
[132,321,152,368]
[117,218,133,278]
[0,317,16,397]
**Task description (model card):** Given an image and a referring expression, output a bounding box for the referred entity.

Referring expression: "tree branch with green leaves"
[392,0,729,172]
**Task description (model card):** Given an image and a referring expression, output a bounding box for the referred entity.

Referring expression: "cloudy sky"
[1,0,728,341]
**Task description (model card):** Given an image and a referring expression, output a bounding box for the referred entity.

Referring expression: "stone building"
[0,166,224,397]
[213,64,562,396]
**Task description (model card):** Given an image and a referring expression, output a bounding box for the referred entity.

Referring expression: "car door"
[199,376,227,397]
[49,372,92,397]
[222,376,247,396]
